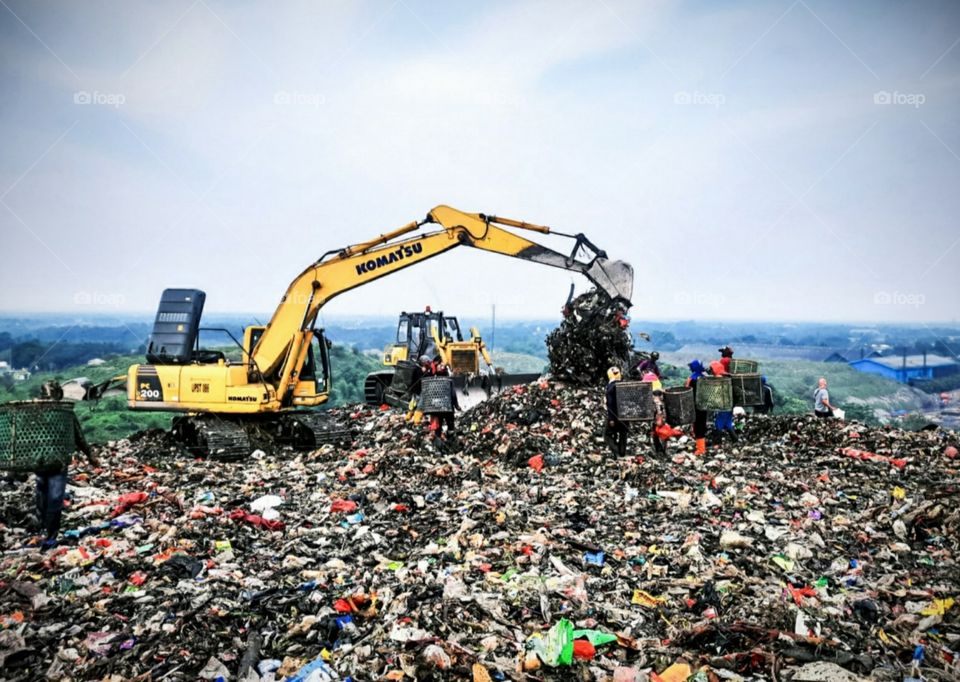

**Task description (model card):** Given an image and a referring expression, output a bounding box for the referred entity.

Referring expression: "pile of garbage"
[547,290,633,384]
[1,381,959,681]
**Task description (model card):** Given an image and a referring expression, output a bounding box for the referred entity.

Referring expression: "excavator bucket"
[586,258,634,305]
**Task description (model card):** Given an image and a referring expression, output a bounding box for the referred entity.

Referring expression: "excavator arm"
[252,205,633,401]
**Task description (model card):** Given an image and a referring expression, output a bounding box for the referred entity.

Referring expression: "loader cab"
[384,310,468,367]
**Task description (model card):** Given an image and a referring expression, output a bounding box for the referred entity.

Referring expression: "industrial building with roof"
[849,353,959,383]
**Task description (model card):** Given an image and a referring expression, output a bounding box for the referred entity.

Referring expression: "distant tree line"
[5,339,131,371]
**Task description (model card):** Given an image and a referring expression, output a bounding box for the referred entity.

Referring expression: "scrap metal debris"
[1,381,959,681]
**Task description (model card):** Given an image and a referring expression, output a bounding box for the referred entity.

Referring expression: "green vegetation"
[915,374,960,394]
[0,353,174,444]
[492,352,547,374]
[758,360,923,422]
[0,345,383,444]
[328,345,382,405]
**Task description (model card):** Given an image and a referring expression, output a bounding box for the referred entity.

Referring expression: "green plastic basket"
[728,359,759,375]
[695,377,733,411]
[731,373,764,406]
[0,401,76,472]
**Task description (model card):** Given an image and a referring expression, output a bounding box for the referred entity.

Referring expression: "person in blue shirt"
[686,360,709,455]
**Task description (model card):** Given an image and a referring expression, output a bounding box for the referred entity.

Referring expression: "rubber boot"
[695,438,706,455]
[729,429,739,443]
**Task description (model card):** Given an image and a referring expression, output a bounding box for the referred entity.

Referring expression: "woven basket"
[731,373,764,406]
[615,381,655,422]
[695,376,733,411]
[421,377,453,414]
[0,401,76,472]
[663,386,695,426]
[728,359,759,375]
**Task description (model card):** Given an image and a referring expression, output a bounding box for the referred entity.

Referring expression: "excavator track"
[278,412,354,449]
[173,415,252,462]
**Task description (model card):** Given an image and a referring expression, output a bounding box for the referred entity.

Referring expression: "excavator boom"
[126,205,633,457]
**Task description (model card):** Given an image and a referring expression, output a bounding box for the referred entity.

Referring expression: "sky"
[0,0,958,323]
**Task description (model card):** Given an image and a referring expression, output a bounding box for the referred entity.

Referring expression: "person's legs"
[693,410,707,454]
[603,422,619,457]
[35,472,48,526]
[651,427,665,455]
[41,471,67,539]
[617,423,628,457]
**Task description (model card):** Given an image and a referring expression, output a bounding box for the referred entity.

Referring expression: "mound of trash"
[1,381,958,681]
[546,290,633,384]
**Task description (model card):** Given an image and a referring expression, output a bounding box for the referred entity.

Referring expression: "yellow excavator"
[364,308,540,409]
[121,205,633,458]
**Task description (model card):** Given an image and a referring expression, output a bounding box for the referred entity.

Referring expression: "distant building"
[849,354,959,383]
[87,358,106,366]
[823,346,882,363]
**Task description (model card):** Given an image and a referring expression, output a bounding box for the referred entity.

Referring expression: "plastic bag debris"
[0,381,956,680]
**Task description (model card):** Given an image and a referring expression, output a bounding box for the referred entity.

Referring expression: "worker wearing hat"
[603,366,629,458]
[711,347,738,445]
[633,351,661,379]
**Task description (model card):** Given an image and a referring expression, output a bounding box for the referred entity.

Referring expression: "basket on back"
[695,376,733,411]
[731,373,764,406]
[663,386,695,425]
[615,381,656,422]
[0,401,76,472]
[728,359,759,375]
[420,376,454,414]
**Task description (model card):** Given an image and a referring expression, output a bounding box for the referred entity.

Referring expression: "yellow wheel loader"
[364,309,541,409]
[116,205,632,458]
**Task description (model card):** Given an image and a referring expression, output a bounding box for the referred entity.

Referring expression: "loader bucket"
[452,372,542,411]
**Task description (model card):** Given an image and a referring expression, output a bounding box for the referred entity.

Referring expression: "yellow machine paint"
[124,205,634,455]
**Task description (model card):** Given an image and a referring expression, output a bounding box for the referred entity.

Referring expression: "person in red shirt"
[712,347,737,444]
